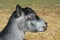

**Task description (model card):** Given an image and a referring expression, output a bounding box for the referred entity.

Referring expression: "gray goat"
[0,5,47,40]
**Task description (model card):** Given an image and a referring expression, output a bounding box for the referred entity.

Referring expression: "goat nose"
[45,22,47,25]
[45,22,47,26]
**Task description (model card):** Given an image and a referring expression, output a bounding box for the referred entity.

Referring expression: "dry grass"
[0,6,60,40]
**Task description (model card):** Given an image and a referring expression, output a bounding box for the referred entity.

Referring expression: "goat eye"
[28,16,34,20]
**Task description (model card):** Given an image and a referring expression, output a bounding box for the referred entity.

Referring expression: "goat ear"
[16,4,22,10]
[16,4,24,16]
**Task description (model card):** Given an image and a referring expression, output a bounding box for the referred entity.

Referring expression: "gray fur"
[0,5,47,40]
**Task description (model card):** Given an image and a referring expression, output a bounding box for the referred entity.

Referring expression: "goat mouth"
[44,26,47,30]
[44,27,47,30]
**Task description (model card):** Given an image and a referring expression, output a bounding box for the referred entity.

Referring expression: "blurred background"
[0,0,60,40]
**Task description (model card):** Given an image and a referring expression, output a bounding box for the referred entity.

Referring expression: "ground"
[0,0,60,40]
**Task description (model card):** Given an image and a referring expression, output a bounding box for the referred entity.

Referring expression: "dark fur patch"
[11,7,40,21]
[23,7,36,15]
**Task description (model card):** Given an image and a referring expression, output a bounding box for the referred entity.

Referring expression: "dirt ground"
[0,7,60,40]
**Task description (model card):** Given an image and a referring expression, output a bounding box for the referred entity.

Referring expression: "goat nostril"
[45,22,48,27]
[45,22,47,25]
